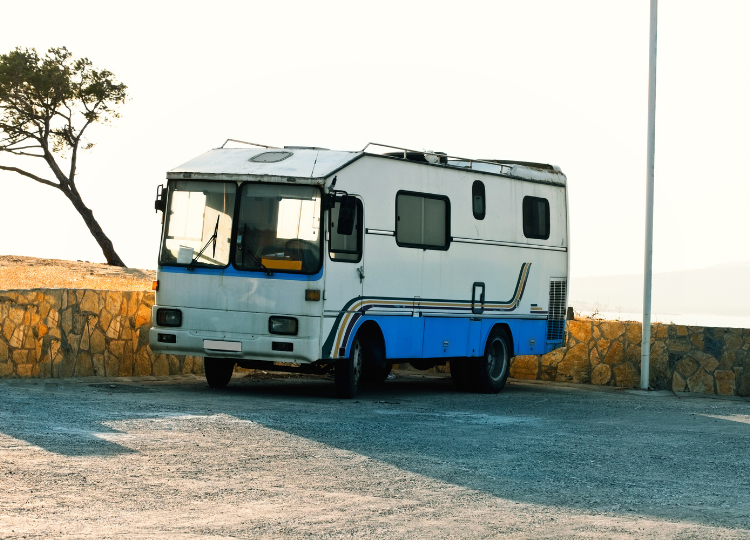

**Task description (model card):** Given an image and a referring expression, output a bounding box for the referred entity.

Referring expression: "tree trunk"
[63,186,127,267]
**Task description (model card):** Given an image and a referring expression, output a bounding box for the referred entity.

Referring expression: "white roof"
[167,148,361,182]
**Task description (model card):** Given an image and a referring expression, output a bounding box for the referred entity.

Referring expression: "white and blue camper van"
[150,141,569,398]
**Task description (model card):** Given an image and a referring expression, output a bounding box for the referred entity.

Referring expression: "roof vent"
[250,151,293,163]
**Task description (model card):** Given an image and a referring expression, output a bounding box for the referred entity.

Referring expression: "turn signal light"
[152,280,159,291]
[305,289,321,301]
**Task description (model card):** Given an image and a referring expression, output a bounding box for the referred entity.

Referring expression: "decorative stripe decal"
[321,263,532,359]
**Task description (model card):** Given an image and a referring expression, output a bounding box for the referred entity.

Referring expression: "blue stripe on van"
[158,265,324,282]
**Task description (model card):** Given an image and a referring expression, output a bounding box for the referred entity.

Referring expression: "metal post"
[641,0,658,390]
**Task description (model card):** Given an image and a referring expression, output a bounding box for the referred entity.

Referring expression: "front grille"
[546,279,567,342]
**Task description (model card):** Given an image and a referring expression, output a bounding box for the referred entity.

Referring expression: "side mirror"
[337,197,356,236]
[154,185,167,213]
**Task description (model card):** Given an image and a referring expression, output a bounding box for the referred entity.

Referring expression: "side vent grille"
[546,279,567,342]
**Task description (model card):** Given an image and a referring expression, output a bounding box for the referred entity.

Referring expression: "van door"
[322,196,364,359]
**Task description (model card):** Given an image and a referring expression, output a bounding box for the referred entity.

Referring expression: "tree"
[0,47,128,266]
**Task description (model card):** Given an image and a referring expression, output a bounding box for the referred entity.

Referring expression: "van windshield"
[160,181,236,268]
[235,184,322,274]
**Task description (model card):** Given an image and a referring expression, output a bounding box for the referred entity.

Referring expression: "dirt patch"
[0,255,155,291]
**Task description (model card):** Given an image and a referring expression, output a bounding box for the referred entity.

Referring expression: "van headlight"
[156,308,182,327]
[269,316,298,335]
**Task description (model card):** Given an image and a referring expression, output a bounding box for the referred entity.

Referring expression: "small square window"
[522,196,550,240]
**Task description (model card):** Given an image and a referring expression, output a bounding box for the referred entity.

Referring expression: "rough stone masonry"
[1,288,750,396]
[0,289,202,379]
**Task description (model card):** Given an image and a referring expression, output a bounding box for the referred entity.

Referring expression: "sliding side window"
[395,191,450,250]
[522,196,550,240]
[329,198,363,263]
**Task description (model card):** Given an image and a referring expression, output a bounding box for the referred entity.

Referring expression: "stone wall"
[0,289,202,378]
[2,288,749,397]
[510,319,750,396]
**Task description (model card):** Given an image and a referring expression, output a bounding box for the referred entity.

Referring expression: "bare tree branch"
[0,164,60,188]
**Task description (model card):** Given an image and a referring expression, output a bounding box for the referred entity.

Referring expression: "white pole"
[641,0,658,390]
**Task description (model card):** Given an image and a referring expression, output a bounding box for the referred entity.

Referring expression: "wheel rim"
[352,339,363,384]
[486,337,508,382]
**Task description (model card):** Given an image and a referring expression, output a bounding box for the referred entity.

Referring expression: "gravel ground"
[0,255,154,291]
[1,372,749,539]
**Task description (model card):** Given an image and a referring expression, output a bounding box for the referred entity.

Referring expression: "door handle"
[357,266,365,282]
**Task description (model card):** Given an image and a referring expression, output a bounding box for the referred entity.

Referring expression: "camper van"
[150,141,569,398]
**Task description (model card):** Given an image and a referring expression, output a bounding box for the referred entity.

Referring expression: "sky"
[1,0,749,279]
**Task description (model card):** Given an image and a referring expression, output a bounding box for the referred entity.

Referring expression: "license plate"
[203,340,242,352]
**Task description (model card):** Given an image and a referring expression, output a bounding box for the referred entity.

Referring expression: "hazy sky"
[1,0,748,277]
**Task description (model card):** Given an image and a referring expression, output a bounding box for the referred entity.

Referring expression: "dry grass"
[0,255,155,291]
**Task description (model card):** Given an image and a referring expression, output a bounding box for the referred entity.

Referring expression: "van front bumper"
[149,328,320,364]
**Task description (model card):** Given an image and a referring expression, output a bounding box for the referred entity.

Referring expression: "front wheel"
[334,336,364,398]
[469,327,511,393]
[204,357,235,388]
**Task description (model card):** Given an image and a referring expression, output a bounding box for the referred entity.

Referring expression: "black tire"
[204,357,235,388]
[334,335,364,398]
[449,359,472,391]
[361,335,392,384]
[468,327,511,393]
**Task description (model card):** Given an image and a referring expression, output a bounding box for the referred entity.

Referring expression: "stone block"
[719,350,735,370]
[99,309,113,333]
[119,343,134,377]
[737,373,750,397]
[2,319,14,342]
[510,356,539,380]
[667,338,691,352]
[654,324,668,338]
[12,349,29,364]
[80,328,90,351]
[59,350,76,378]
[596,339,610,357]
[0,340,7,362]
[9,326,25,348]
[67,290,77,308]
[703,335,723,359]
[600,321,625,340]
[153,354,169,376]
[614,362,639,387]
[724,333,743,351]
[75,352,94,377]
[127,294,139,317]
[16,364,33,377]
[0,362,13,377]
[90,329,106,355]
[687,369,715,394]
[135,304,152,329]
[623,343,641,364]
[556,343,589,382]
[675,325,688,336]
[590,347,601,367]
[134,347,152,376]
[168,355,180,375]
[567,320,591,343]
[143,293,155,308]
[691,351,719,373]
[72,313,86,335]
[79,291,101,313]
[675,357,698,378]
[92,353,105,376]
[37,324,48,338]
[603,341,623,365]
[691,333,704,350]
[108,340,124,357]
[672,372,686,392]
[625,323,642,345]
[9,306,24,325]
[106,317,122,339]
[61,308,73,334]
[591,363,611,385]
[105,292,122,315]
[715,370,736,396]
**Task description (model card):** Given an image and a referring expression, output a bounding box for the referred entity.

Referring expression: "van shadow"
[0,383,139,457]
[209,374,750,530]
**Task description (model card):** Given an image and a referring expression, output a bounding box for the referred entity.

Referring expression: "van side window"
[522,196,550,240]
[329,198,363,262]
[472,180,485,220]
[396,191,450,250]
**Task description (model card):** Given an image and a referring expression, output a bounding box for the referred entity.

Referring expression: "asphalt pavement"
[1,371,749,539]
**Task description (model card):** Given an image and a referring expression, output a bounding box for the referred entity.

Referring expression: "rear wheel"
[335,336,363,398]
[204,357,235,388]
[469,327,511,393]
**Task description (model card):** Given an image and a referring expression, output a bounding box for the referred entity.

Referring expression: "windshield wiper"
[187,216,220,271]
[237,224,272,275]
